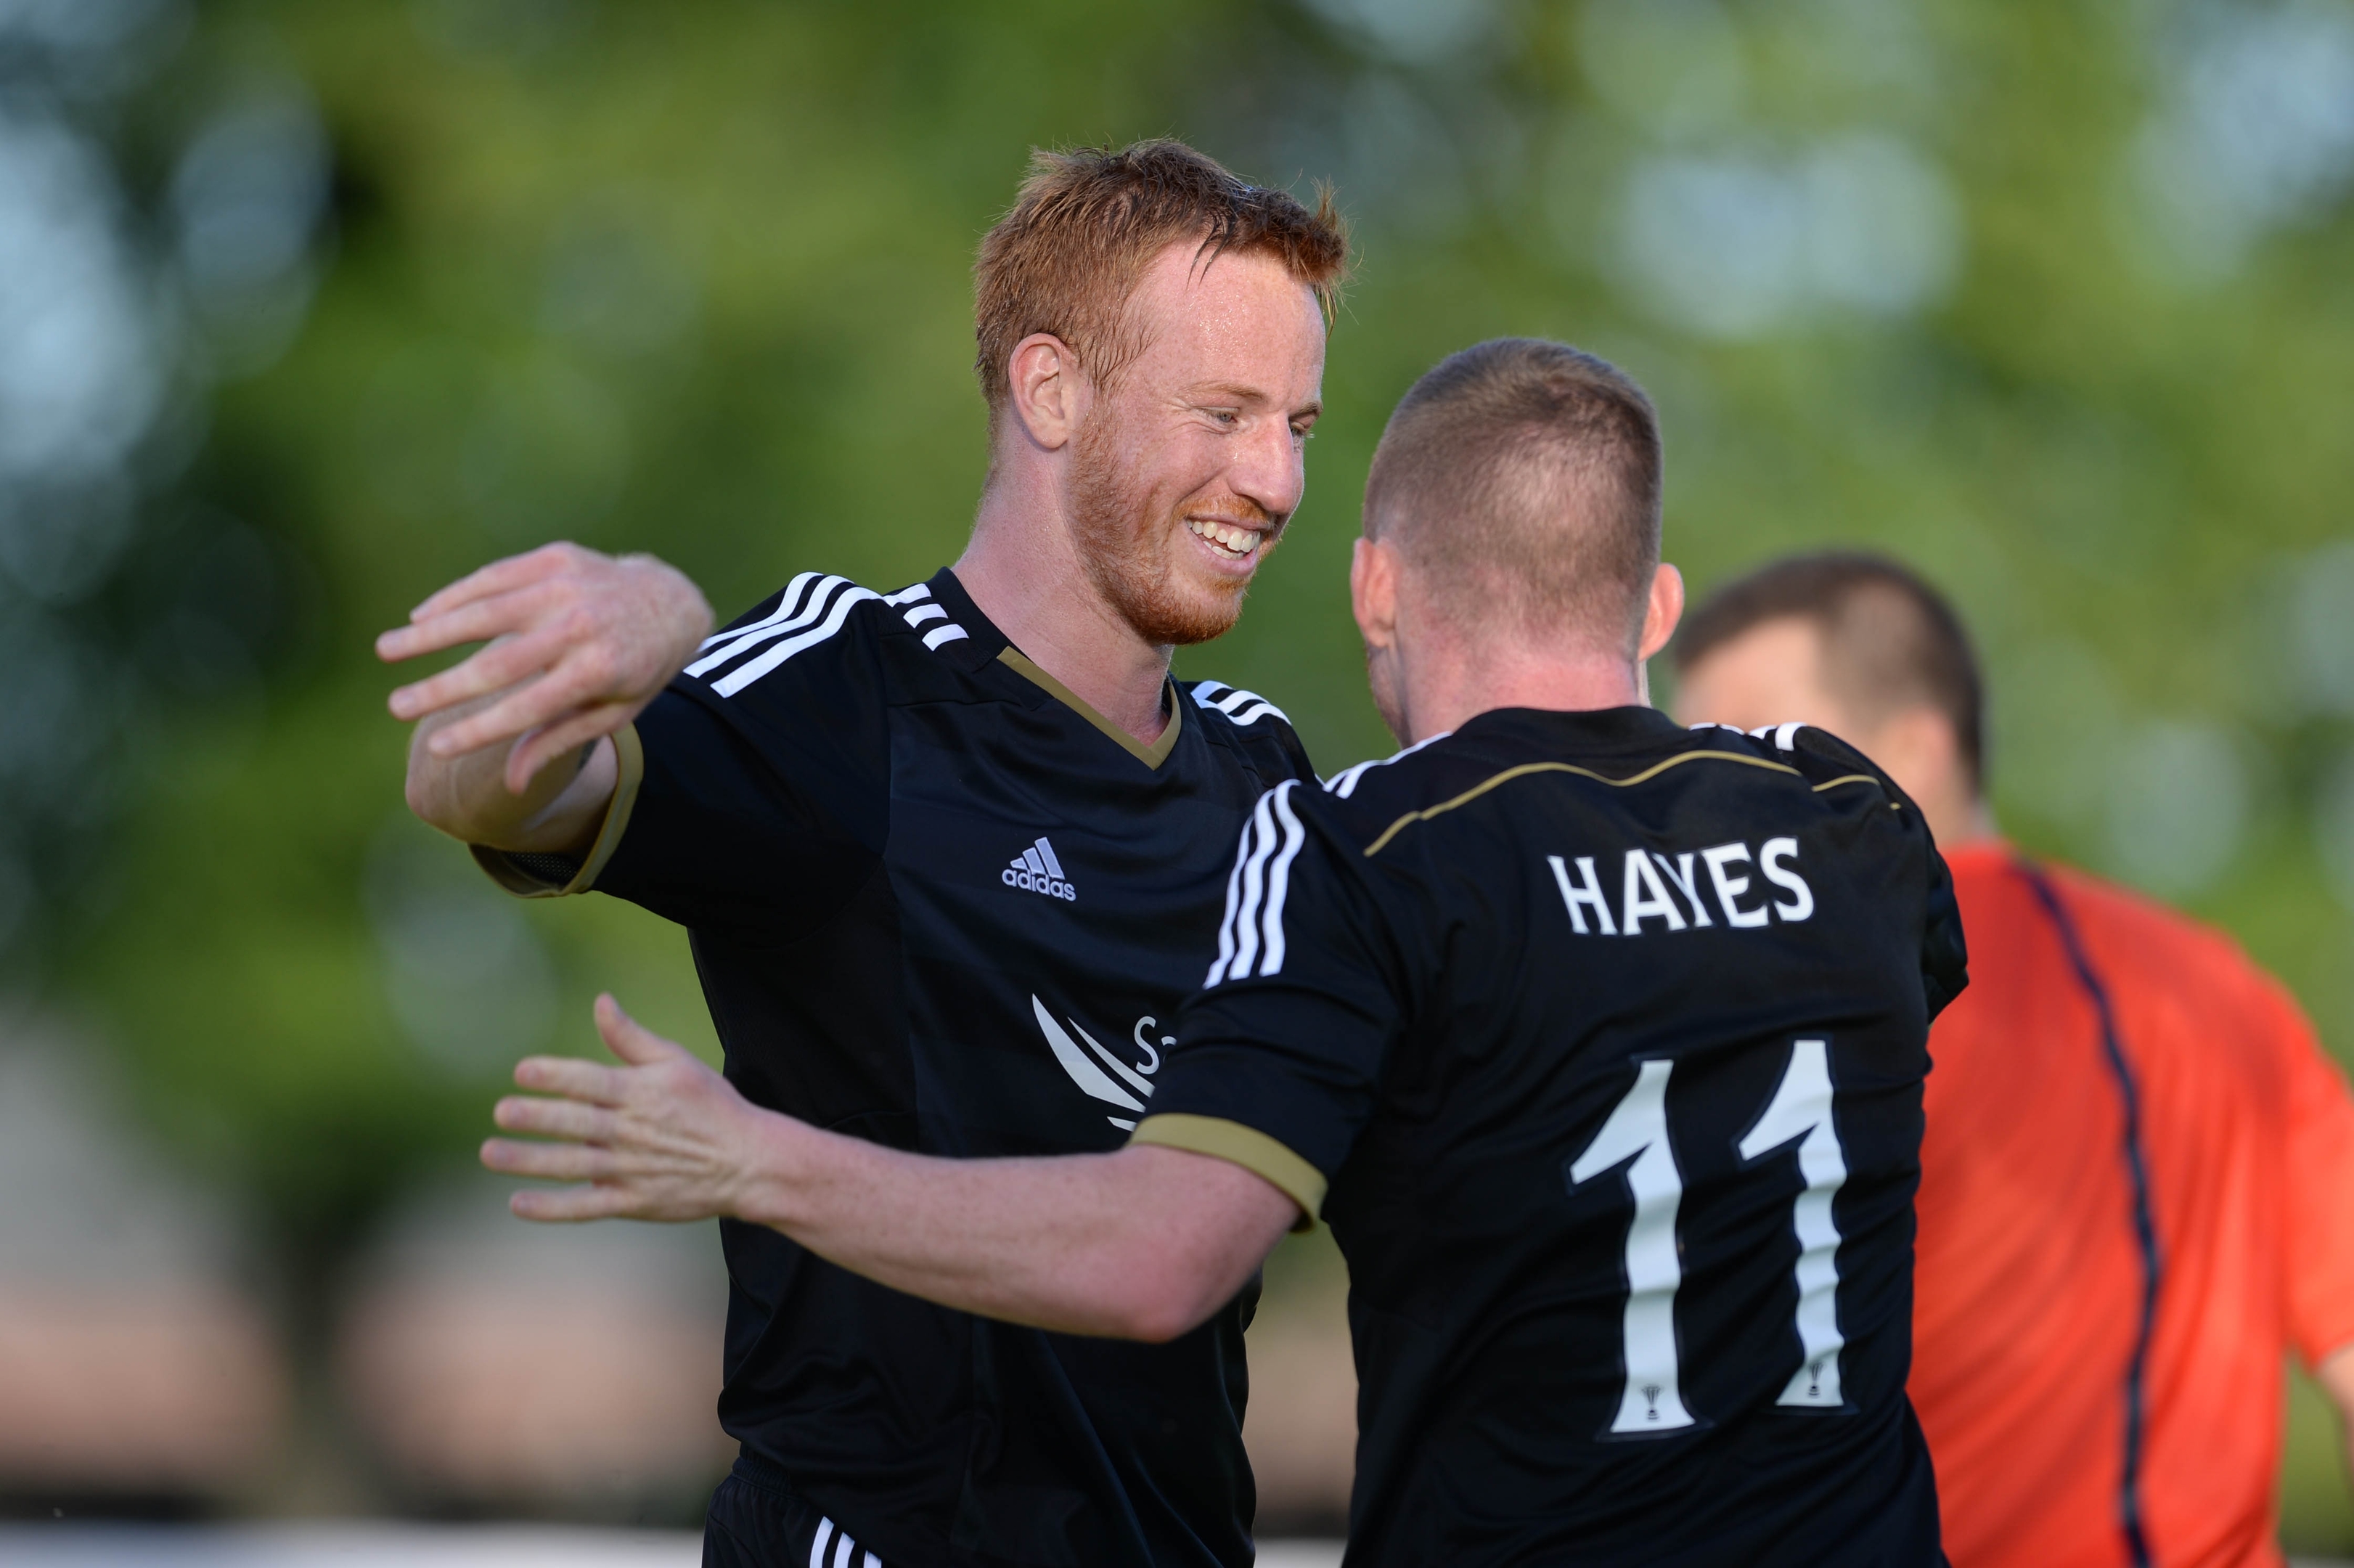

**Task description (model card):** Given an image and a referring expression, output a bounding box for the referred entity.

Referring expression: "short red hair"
[973,140,1349,430]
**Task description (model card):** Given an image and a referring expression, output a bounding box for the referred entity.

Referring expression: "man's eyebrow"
[1190,383,1321,419]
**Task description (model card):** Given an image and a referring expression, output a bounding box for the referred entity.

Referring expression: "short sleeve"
[1133,783,1410,1221]
[470,579,896,930]
[1920,844,1970,1023]
[472,721,647,899]
[1791,724,1968,1022]
[587,685,880,932]
[473,682,880,934]
[2272,983,2354,1367]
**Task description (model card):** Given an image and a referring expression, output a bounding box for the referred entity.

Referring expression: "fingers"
[423,666,602,761]
[411,543,592,624]
[481,1135,616,1181]
[387,629,563,723]
[378,585,557,669]
[596,993,690,1068]
[503,703,633,793]
[508,1181,643,1223]
[512,1053,629,1106]
[493,1093,618,1143]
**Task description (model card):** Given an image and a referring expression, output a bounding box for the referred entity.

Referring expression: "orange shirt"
[1910,844,2354,1568]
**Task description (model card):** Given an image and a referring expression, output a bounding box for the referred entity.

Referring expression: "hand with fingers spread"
[483,994,778,1224]
[483,1000,1295,1343]
[380,543,712,850]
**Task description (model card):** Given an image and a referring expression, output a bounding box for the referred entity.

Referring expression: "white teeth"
[1187,519,1259,558]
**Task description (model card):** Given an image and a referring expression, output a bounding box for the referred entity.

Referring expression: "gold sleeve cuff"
[1128,1113,1327,1231]
[470,723,646,899]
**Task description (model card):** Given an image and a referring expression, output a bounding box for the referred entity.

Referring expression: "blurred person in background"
[379,140,1344,1568]
[1672,552,2354,1568]
[481,340,1971,1567]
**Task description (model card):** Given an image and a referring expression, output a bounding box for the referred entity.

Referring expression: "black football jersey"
[478,566,1314,1568]
[1135,706,1968,1567]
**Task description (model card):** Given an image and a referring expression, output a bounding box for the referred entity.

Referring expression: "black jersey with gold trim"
[1137,706,1967,1567]
[476,566,1312,1568]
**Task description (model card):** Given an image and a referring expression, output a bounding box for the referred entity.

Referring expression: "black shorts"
[704,1451,891,1568]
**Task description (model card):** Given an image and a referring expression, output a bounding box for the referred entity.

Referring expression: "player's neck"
[1394,644,1649,744]
[957,477,1174,746]
[1921,794,2001,854]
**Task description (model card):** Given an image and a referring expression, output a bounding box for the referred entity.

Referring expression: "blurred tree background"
[7,0,2354,1542]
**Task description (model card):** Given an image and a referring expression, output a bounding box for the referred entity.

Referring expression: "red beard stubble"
[1067,409,1280,648]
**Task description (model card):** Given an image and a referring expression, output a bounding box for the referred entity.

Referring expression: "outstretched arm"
[481,997,1300,1341]
[380,543,712,851]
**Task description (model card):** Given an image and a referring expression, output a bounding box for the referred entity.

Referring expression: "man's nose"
[1230,415,1306,521]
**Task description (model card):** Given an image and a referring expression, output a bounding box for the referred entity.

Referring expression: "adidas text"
[1004,836,1078,902]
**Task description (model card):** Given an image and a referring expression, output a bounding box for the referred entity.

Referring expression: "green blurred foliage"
[2285,1366,2354,1552]
[48,0,2354,1539]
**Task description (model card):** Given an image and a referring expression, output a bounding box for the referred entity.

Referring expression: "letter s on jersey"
[1548,838,1813,936]
[1758,837,1813,922]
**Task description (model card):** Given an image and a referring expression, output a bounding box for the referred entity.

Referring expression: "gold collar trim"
[997,648,1182,769]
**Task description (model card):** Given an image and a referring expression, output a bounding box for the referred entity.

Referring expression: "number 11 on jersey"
[1569,1040,1852,1435]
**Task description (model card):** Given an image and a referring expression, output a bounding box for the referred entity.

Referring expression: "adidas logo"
[1002,836,1077,902]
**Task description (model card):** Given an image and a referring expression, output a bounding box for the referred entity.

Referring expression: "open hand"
[379,543,713,793]
[482,995,767,1223]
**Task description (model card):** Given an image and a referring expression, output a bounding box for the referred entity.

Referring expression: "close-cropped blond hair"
[1366,339,1664,656]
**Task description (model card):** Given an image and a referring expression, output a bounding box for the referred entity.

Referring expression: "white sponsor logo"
[1032,997,1166,1131]
[1002,836,1077,902]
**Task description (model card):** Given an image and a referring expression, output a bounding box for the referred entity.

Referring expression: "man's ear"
[1007,333,1089,452]
[1637,563,1685,662]
[1352,535,1402,652]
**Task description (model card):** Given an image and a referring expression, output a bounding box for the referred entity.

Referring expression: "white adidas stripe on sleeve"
[689,573,854,679]
[1256,783,1309,975]
[710,580,880,696]
[1189,679,1290,728]
[1205,780,1307,985]
[690,576,970,698]
[888,581,973,648]
[1323,731,1451,797]
[1205,810,1261,987]
[690,571,827,666]
[1225,789,1284,980]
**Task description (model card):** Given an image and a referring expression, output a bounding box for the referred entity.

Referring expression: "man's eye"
[1207,409,1241,427]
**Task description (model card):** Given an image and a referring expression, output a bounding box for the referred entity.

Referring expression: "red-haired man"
[383,142,1346,1568]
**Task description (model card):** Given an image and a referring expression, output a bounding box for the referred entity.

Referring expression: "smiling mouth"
[1186,517,1264,561]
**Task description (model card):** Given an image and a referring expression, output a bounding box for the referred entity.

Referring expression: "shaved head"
[1364,339,1662,656]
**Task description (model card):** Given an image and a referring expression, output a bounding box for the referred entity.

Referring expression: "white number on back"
[1567,1059,1693,1433]
[1569,1040,1852,1432]
[1738,1038,1849,1407]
